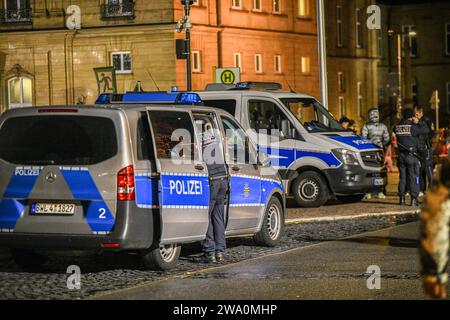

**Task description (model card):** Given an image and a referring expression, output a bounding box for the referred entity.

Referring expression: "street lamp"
[388,29,417,119]
[176,0,194,91]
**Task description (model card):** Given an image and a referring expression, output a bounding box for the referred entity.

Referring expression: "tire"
[254,197,284,247]
[336,194,365,203]
[10,249,48,271]
[292,171,329,208]
[141,243,181,271]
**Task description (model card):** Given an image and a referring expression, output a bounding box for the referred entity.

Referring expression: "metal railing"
[0,8,32,24]
[100,2,135,19]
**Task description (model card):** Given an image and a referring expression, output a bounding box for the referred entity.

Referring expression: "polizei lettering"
[14,167,42,176]
[169,179,203,196]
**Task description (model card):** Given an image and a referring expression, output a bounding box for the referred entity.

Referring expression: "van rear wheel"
[292,171,329,208]
[141,243,181,271]
[10,249,48,271]
[254,197,284,247]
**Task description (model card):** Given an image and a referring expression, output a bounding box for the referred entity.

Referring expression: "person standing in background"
[414,107,434,194]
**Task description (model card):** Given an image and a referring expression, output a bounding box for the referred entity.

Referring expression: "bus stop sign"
[215,68,240,85]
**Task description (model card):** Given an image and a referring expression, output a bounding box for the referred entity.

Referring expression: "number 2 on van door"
[99,208,106,219]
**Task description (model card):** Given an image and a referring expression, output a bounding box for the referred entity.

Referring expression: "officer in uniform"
[420,158,450,299]
[414,107,434,192]
[200,121,229,263]
[394,108,430,206]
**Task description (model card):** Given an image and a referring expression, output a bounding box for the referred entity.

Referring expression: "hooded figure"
[361,108,390,149]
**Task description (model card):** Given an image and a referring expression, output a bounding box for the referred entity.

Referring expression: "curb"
[285,210,419,224]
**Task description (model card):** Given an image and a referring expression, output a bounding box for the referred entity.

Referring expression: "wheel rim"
[267,204,281,240]
[299,179,320,201]
[159,244,177,262]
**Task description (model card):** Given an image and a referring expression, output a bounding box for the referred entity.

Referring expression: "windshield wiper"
[21,160,56,165]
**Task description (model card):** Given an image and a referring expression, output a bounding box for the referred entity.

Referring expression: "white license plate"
[33,203,76,215]
[373,178,385,186]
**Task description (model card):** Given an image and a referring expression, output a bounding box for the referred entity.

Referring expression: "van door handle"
[195,164,205,171]
[231,166,240,172]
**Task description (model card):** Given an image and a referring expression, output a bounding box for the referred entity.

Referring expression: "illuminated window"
[336,5,343,47]
[338,96,345,117]
[402,25,418,58]
[192,50,202,73]
[301,56,310,74]
[255,54,263,73]
[338,72,345,93]
[232,0,242,9]
[112,51,132,74]
[234,52,242,70]
[7,76,32,109]
[253,0,262,11]
[274,55,282,74]
[298,0,309,17]
[273,0,281,14]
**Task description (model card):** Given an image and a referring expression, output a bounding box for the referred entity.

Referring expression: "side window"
[248,99,291,134]
[148,111,197,161]
[137,112,155,161]
[221,116,256,165]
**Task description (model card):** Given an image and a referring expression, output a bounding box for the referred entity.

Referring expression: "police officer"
[200,121,229,263]
[394,108,430,206]
[414,107,434,193]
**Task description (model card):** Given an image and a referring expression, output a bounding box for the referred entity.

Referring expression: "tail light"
[117,165,135,201]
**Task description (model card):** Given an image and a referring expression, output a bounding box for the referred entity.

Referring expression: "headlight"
[332,149,360,166]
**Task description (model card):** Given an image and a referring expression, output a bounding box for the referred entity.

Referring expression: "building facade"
[325,0,380,129]
[378,0,450,127]
[0,0,319,112]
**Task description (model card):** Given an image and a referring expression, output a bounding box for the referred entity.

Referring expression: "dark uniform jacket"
[394,119,429,153]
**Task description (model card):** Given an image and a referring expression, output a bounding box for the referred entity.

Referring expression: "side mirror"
[258,151,270,167]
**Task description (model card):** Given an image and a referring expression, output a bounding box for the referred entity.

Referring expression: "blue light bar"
[95,92,203,105]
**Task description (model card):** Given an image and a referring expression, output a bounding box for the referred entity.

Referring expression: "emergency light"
[95,92,203,105]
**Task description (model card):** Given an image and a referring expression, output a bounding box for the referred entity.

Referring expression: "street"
[95,221,442,300]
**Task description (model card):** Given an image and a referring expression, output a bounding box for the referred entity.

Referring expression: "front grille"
[361,150,384,168]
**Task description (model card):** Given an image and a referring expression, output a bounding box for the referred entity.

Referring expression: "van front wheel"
[254,197,284,247]
[141,243,181,271]
[292,172,329,208]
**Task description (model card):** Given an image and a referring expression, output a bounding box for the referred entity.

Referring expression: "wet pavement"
[95,221,448,300]
[0,214,417,300]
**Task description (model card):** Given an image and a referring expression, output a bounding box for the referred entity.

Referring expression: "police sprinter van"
[0,92,284,270]
[197,82,387,208]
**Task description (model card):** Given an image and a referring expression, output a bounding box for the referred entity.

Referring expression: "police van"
[197,82,387,208]
[0,92,285,270]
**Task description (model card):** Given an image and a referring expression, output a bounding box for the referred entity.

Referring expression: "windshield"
[281,98,345,133]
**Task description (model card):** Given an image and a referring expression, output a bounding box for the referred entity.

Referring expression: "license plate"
[373,178,385,186]
[32,203,76,215]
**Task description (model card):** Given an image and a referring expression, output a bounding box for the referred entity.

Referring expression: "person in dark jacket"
[414,107,434,193]
[393,108,430,206]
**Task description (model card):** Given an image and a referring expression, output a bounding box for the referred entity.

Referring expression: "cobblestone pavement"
[0,213,417,300]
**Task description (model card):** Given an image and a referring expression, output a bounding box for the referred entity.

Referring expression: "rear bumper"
[0,201,157,251]
[324,165,388,195]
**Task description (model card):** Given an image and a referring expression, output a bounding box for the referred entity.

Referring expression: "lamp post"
[388,29,417,119]
[177,0,193,91]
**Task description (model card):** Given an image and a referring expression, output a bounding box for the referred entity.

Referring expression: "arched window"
[7,76,32,109]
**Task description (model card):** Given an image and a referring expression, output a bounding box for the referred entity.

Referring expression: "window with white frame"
[253,0,262,12]
[336,5,343,47]
[255,54,263,73]
[298,0,309,17]
[301,56,310,74]
[274,55,282,74]
[338,96,345,118]
[273,0,281,14]
[192,50,202,73]
[338,72,345,92]
[234,52,242,70]
[355,8,363,48]
[357,81,363,118]
[232,0,242,9]
[7,76,32,109]
[112,51,132,74]
[446,24,450,56]
[402,25,417,58]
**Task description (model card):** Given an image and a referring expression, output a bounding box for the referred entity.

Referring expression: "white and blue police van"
[197,82,387,208]
[0,92,284,270]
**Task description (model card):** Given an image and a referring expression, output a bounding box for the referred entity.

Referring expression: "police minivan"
[0,92,285,270]
[197,82,387,208]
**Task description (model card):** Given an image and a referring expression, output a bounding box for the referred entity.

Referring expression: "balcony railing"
[0,8,32,24]
[100,2,135,19]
